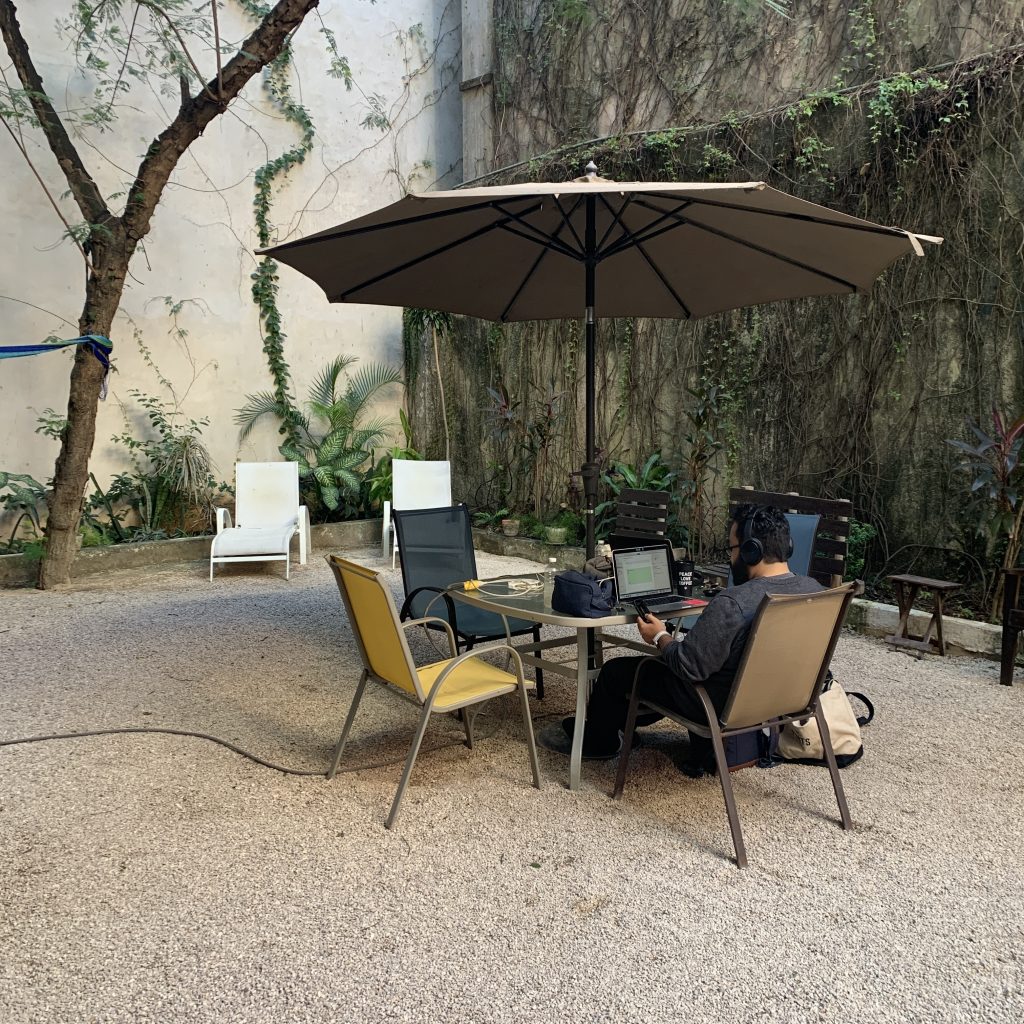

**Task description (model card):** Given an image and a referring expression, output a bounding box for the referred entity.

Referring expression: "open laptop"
[611,545,708,617]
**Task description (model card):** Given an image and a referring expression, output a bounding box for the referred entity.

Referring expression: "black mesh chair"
[392,505,545,698]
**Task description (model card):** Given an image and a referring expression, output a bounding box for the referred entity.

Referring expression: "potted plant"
[543,523,567,545]
[542,507,579,546]
[501,516,521,537]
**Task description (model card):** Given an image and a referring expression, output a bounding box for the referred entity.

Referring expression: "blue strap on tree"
[0,335,113,398]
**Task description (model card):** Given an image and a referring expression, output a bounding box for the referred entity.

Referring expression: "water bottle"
[544,556,558,601]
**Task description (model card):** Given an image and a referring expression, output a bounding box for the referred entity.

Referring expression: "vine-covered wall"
[409,3,1024,573]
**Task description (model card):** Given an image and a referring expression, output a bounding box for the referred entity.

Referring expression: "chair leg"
[386,701,434,829]
[707,725,748,870]
[694,687,747,868]
[532,625,545,699]
[463,706,476,748]
[327,670,369,779]
[209,557,214,582]
[516,680,542,789]
[1000,625,1019,686]
[814,703,852,830]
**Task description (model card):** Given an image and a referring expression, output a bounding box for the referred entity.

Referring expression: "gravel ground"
[1,547,1021,1024]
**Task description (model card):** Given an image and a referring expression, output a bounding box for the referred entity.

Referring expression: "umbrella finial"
[585,161,598,179]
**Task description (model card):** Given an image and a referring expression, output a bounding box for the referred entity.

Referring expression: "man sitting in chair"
[563,503,823,770]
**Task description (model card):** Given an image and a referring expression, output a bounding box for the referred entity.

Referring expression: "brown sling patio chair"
[613,582,858,868]
[325,555,541,829]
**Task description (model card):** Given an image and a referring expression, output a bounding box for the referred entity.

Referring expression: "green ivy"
[239,1,318,450]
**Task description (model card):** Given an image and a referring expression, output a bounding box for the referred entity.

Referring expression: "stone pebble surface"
[0,548,1021,1023]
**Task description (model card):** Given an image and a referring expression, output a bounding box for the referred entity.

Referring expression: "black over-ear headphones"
[737,508,795,566]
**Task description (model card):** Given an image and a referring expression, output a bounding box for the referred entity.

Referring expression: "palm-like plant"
[235,356,401,514]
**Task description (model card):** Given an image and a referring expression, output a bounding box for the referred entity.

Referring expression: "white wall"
[0,0,462,489]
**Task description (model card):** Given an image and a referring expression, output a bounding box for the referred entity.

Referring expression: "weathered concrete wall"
[482,0,1023,172]
[461,0,496,180]
[0,0,462,490]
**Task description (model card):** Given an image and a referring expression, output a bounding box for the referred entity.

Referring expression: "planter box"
[0,518,382,588]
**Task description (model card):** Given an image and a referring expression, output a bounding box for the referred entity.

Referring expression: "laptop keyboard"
[638,594,685,607]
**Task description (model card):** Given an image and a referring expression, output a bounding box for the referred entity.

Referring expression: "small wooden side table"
[886,574,962,656]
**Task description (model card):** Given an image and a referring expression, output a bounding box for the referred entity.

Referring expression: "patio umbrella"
[259,164,941,557]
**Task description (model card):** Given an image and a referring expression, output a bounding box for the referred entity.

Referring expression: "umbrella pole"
[583,195,599,679]
[583,195,598,562]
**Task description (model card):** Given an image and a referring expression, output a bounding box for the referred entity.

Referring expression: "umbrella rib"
[494,222,583,262]
[628,199,861,291]
[492,199,583,259]
[598,194,691,317]
[334,205,546,301]
[498,213,577,321]
[599,199,694,260]
[260,196,543,254]
[641,191,913,239]
[596,193,636,252]
[552,195,587,253]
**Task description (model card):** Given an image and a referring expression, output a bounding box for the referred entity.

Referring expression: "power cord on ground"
[0,714,514,778]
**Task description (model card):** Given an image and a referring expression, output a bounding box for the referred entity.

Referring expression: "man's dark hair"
[730,503,792,563]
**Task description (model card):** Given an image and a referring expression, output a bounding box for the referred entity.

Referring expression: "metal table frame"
[449,577,703,790]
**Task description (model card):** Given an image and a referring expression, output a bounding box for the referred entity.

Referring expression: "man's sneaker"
[561,717,640,760]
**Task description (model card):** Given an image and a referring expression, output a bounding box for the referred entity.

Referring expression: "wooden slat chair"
[608,488,672,551]
[613,582,858,868]
[1001,567,1024,686]
[724,487,854,587]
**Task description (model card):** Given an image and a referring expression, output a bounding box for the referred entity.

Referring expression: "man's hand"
[636,613,666,644]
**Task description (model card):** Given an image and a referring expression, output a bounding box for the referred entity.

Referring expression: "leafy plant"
[947,411,1024,618]
[113,390,217,536]
[484,382,567,518]
[472,506,512,530]
[0,472,46,552]
[595,452,679,540]
[236,355,401,518]
[846,519,879,580]
[366,408,422,508]
[545,506,583,543]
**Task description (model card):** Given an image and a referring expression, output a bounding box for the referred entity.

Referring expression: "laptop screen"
[613,546,674,600]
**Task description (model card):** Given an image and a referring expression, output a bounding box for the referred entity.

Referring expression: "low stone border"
[3,522,1016,666]
[847,597,1007,661]
[0,519,381,588]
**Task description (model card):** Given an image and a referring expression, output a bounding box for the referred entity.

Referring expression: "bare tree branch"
[121,0,320,245]
[0,0,109,223]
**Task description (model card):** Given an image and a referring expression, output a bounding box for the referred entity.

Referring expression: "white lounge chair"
[210,462,310,581]
[382,459,452,567]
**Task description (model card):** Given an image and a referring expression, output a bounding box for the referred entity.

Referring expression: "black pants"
[585,656,715,752]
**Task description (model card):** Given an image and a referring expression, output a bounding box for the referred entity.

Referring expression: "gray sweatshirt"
[661,572,823,711]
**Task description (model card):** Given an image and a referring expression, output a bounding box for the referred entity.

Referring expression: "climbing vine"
[237,0,330,449]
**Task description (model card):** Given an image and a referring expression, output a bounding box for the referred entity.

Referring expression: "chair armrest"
[424,645,525,704]
[216,507,232,533]
[382,500,392,560]
[399,586,458,629]
[402,616,457,656]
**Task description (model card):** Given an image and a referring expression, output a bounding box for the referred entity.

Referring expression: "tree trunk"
[39,257,127,587]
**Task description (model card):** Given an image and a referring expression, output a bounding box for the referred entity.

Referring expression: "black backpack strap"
[846,691,875,727]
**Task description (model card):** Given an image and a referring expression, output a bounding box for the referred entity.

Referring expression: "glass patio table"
[449,574,705,791]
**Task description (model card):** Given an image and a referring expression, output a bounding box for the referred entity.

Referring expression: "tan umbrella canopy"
[260,164,941,554]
